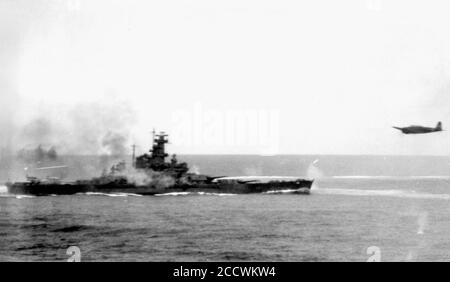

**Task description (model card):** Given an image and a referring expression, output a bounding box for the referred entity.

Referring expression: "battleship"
[6,131,313,196]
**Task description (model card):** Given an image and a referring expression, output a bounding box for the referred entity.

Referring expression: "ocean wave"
[314,187,450,200]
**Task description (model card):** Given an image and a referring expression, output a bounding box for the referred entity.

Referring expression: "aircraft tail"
[436,121,442,131]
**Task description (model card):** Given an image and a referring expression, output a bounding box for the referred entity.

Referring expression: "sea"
[1,154,450,262]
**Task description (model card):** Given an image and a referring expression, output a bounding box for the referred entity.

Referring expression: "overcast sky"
[2,0,450,155]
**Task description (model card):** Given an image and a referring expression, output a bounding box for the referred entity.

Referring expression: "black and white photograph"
[1,0,450,268]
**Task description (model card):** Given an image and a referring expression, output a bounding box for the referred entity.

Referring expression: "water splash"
[306,159,324,191]
[406,212,429,262]
[417,212,428,235]
[306,159,324,179]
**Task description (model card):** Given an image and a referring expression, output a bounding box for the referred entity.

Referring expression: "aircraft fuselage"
[393,122,442,134]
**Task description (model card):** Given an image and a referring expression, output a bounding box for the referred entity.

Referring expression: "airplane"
[393,121,442,134]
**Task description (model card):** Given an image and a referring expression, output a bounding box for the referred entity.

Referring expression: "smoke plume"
[14,99,136,157]
[111,165,176,189]
[101,131,129,156]
[17,145,58,162]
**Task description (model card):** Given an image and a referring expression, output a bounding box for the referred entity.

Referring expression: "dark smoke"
[14,100,136,156]
[0,99,137,182]
[17,145,58,162]
[66,100,135,155]
[19,118,57,147]
[101,131,128,156]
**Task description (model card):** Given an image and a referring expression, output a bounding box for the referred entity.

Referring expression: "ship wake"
[263,188,311,195]
[155,192,236,197]
[314,187,450,200]
[332,175,450,180]
[76,192,143,197]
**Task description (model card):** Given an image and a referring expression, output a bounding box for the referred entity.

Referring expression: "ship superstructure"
[134,130,188,177]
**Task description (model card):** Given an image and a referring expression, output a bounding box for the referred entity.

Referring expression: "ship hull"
[6,182,89,196]
[5,179,313,196]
